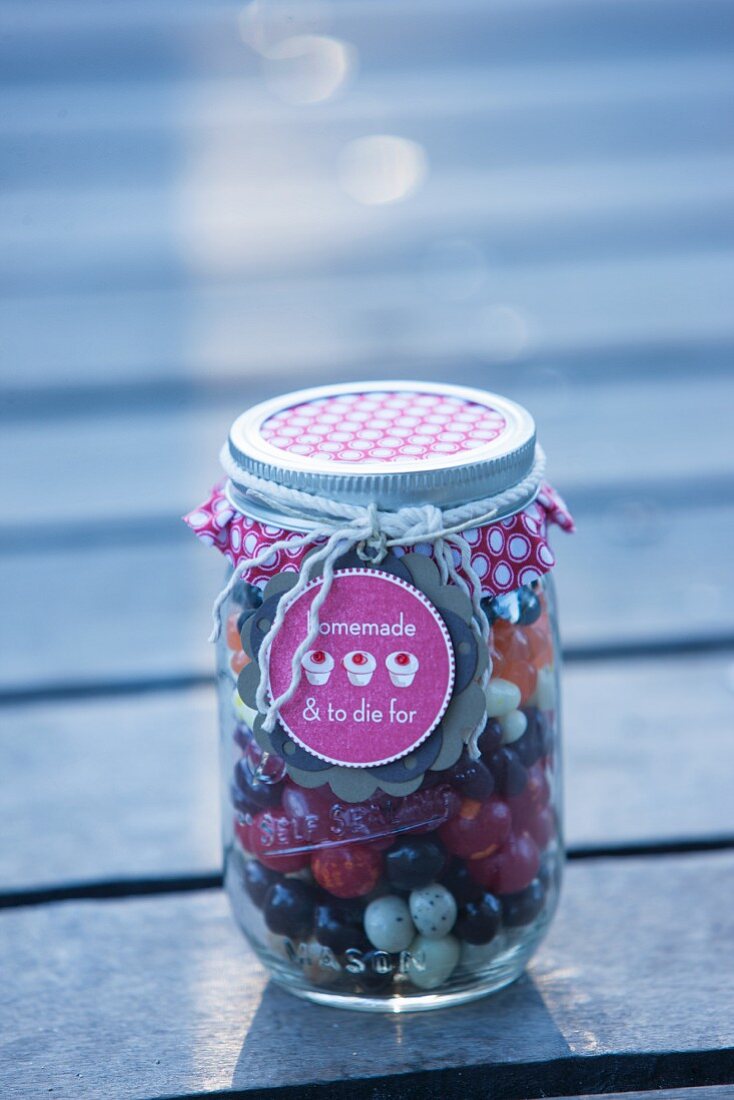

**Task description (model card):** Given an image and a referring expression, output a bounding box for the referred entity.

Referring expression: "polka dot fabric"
[185,481,574,599]
[260,391,508,464]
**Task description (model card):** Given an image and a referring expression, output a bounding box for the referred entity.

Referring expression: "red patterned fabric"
[185,481,573,598]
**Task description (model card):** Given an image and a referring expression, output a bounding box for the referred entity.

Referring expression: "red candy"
[311,650,327,664]
[247,810,311,872]
[508,762,550,835]
[438,796,511,860]
[283,782,459,848]
[311,844,383,898]
[395,653,410,666]
[468,832,540,894]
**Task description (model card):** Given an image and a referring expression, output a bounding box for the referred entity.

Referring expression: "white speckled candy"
[485,678,522,717]
[407,934,461,990]
[232,688,258,728]
[364,895,414,953]
[530,665,556,709]
[500,708,527,744]
[409,884,457,939]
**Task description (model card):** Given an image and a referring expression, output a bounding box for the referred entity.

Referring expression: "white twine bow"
[210,446,546,756]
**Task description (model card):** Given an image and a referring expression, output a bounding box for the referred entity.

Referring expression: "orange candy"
[231,650,251,674]
[525,616,553,669]
[226,612,243,653]
[490,620,538,704]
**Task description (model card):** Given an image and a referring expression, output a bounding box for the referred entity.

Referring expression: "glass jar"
[187,381,572,1011]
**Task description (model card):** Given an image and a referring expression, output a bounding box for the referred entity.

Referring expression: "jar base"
[259,925,548,1013]
[270,965,523,1013]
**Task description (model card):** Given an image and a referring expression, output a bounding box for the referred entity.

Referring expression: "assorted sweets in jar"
[186,381,573,1011]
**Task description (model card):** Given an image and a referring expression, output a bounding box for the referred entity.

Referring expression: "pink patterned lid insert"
[260,390,508,464]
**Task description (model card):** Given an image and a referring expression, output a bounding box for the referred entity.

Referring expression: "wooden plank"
[1,853,733,1098]
[5,154,734,294]
[1,653,732,893]
[3,54,733,137]
[1,250,733,391]
[1,500,732,692]
[1,0,731,88]
[2,368,733,530]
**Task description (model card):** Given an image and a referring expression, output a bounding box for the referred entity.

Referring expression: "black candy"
[385,838,446,891]
[501,879,546,927]
[517,586,542,625]
[263,879,317,938]
[440,858,484,905]
[314,901,371,955]
[455,891,502,945]
[477,718,504,760]
[242,859,281,908]
[448,757,495,801]
[513,709,546,767]
[355,950,397,992]
[488,747,528,797]
[233,758,282,809]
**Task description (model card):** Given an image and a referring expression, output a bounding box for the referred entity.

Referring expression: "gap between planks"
[3,838,734,912]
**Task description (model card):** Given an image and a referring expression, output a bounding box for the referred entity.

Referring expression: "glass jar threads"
[186,381,573,1011]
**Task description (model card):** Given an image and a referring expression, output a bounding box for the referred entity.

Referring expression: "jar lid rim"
[227,380,536,510]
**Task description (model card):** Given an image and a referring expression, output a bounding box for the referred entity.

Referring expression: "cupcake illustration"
[301,649,334,686]
[386,651,419,688]
[343,650,377,686]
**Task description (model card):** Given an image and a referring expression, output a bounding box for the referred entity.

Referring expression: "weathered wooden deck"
[1,1,733,1096]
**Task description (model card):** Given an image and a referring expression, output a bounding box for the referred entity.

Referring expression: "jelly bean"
[513,708,547,766]
[364,895,415,952]
[263,879,318,937]
[231,782,262,818]
[499,708,527,745]
[517,586,542,625]
[455,891,502,945]
[527,806,555,849]
[485,678,522,717]
[487,747,528,797]
[526,621,554,667]
[489,591,520,624]
[244,741,287,784]
[297,938,344,985]
[438,796,511,861]
[409,884,457,939]
[468,832,540,895]
[314,900,371,955]
[447,756,495,801]
[311,844,383,898]
[508,761,550,834]
[242,859,282,908]
[249,810,311,872]
[354,949,397,992]
[233,759,282,810]
[407,934,461,990]
[530,665,556,709]
[439,858,484,905]
[501,878,546,927]
[384,838,446,891]
[226,612,243,652]
[477,717,504,758]
[230,650,251,674]
[232,688,258,730]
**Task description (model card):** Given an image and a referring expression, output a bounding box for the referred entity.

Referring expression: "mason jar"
[187,381,572,1011]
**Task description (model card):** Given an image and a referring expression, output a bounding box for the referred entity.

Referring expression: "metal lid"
[227,380,536,514]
